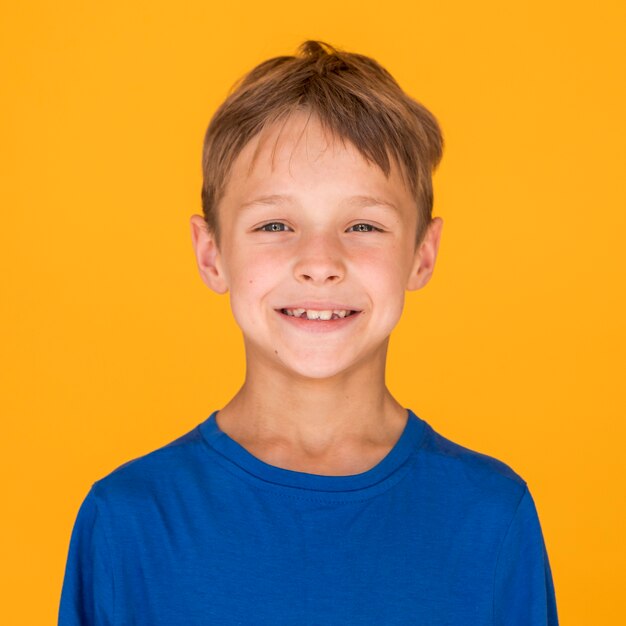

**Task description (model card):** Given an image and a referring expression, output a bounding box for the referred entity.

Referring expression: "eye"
[347,223,384,233]
[255,222,292,232]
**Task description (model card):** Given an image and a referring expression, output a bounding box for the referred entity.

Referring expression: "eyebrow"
[239,194,400,213]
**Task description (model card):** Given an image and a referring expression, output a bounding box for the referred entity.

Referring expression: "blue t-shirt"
[58,409,559,625]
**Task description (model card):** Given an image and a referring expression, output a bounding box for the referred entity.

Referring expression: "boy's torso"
[60,410,553,626]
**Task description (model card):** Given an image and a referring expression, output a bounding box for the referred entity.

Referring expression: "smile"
[275,307,362,333]
[280,308,359,320]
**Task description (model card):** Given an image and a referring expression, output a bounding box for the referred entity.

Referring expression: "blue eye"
[348,223,383,233]
[257,222,291,232]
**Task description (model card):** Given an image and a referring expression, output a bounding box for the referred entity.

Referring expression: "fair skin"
[190,111,443,475]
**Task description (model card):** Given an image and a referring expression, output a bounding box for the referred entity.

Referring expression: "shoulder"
[89,423,208,505]
[416,420,528,508]
[420,422,524,484]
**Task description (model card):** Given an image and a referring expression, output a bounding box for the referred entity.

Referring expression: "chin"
[280,357,358,381]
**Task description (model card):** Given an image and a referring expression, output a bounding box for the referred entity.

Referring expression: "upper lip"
[277,302,361,311]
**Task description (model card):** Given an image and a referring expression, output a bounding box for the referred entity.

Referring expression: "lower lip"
[275,310,362,333]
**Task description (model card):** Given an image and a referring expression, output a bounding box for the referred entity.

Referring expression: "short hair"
[201,40,444,248]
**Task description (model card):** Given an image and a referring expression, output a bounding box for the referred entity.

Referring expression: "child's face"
[191,111,442,381]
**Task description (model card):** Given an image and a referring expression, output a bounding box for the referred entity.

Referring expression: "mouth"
[278,308,360,321]
[275,307,362,334]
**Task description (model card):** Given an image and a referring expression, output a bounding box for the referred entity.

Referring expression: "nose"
[293,232,346,285]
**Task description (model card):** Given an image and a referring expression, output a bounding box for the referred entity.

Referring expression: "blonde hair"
[201,40,444,247]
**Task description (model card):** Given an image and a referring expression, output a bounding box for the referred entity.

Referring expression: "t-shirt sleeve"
[493,484,559,626]
[58,486,115,626]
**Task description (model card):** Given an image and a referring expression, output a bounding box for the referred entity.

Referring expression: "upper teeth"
[283,308,352,320]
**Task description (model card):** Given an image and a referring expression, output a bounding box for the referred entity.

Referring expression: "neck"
[215,342,407,459]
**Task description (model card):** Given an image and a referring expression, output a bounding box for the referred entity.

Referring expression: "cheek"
[359,251,407,292]
[229,254,279,311]
[358,253,408,320]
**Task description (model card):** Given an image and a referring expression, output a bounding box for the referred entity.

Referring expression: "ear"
[189,214,229,294]
[406,217,444,291]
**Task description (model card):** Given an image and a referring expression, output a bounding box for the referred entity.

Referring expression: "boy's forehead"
[222,112,412,208]
[247,112,337,170]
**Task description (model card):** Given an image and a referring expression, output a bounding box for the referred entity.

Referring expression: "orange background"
[2,1,625,623]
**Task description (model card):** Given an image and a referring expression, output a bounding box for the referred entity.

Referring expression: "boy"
[59,40,559,625]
